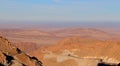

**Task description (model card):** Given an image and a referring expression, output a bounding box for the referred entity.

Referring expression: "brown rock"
[0,36,42,66]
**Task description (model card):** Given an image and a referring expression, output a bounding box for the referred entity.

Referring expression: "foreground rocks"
[0,36,42,66]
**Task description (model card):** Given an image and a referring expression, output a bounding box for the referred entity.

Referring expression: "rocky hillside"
[31,36,120,66]
[0,36,42,66]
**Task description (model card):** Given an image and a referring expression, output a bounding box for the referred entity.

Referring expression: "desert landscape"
[0,0,120,66]
[0,27,120,66]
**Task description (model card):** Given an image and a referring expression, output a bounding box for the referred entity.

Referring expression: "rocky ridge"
[0,36,42,66]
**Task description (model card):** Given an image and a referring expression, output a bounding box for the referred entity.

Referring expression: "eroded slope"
[0,36,42,66]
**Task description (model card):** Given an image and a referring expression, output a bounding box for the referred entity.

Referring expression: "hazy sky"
[0,0,120,22]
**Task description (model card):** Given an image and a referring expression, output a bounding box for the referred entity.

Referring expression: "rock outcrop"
[0,36,42,66]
